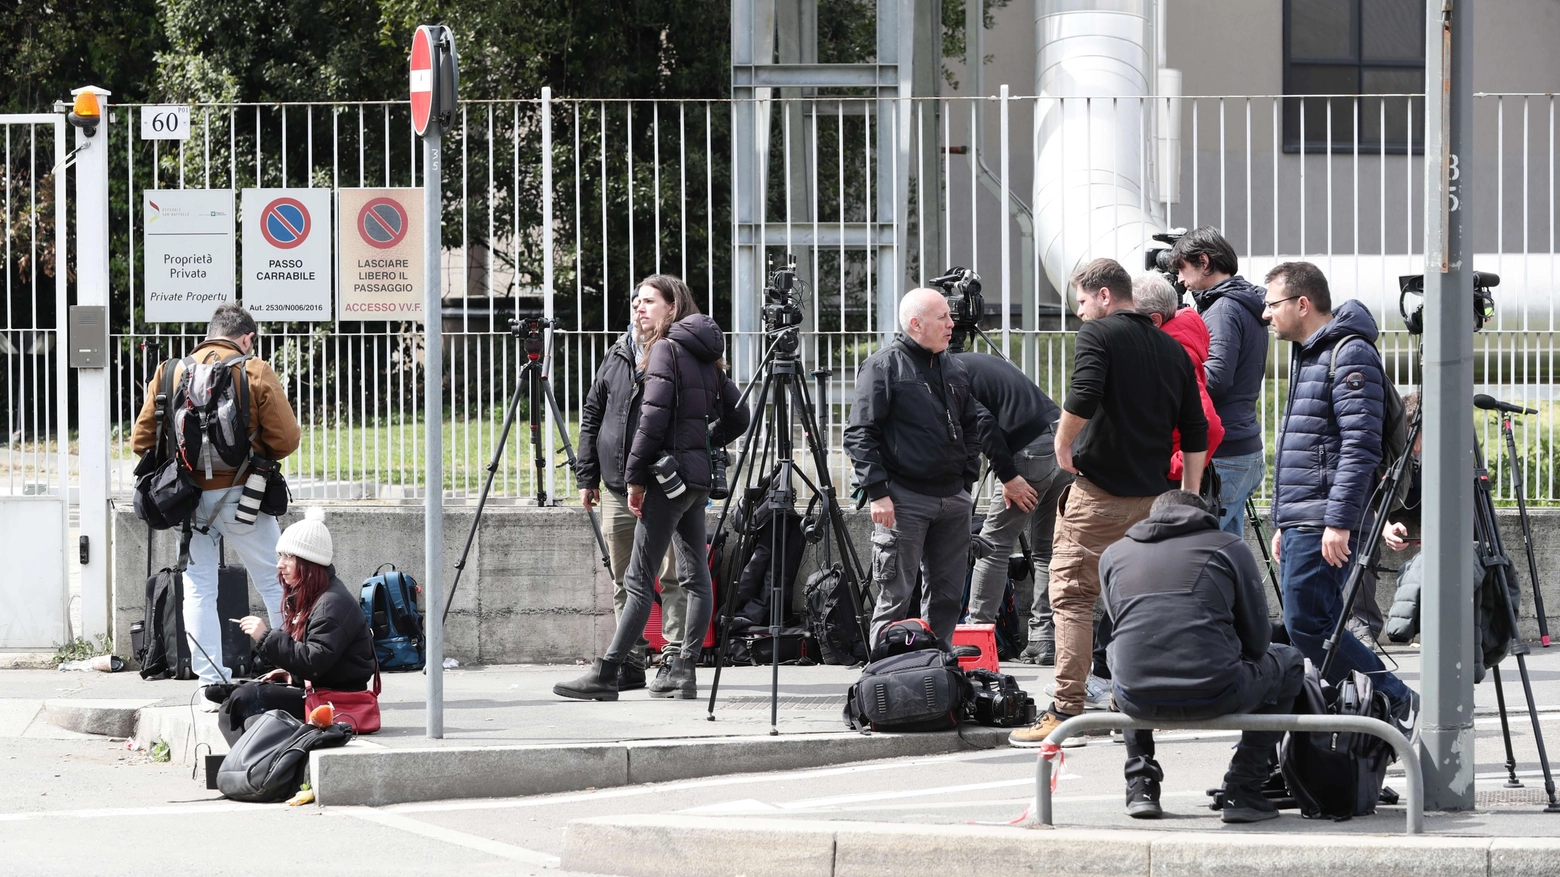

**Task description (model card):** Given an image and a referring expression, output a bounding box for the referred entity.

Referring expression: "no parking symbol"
[337,188,425,321]
[241,188,331,321]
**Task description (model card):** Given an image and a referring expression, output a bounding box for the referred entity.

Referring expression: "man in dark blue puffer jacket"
[1171,226,1269,536]
[1263,261,1418,743]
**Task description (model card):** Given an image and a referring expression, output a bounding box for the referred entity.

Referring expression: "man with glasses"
[1262,262,1419,743]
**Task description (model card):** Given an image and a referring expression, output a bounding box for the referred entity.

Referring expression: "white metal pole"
[72,87,111,643]
[424,123,445,738]
[541,87,556,503]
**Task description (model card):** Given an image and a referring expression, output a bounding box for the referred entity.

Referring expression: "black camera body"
[763,255,804,335]
[709,443,730,500]
[965,668,1038,728]
[1143,228,1187,275]
[929,266,985,328]
[510,315,561,359]
[1398,272,1498,335]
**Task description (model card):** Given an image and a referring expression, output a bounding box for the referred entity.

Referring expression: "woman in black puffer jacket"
[555,274,750,702]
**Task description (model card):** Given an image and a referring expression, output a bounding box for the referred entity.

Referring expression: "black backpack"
[136,530,195,681]
[843,648,974,732]
[217,710,353,803]
[132,361,199,530]
[1278,662,1396,819]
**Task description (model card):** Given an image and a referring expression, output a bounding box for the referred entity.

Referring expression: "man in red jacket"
[1135,273,1224,487]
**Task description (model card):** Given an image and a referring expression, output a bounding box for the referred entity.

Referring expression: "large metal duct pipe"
[1033,0,1165,293]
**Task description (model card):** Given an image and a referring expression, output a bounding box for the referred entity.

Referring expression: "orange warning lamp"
[68,86,108,136]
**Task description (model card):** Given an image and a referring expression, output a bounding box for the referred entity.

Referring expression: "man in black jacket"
[845,288,983,642]
[1008,258,1208,746]
[1101,490,1304,823]
[577,324,685,693]
[1170,227,1269,536]
[958,351,1070,664]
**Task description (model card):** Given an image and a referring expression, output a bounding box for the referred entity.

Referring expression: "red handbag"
[305,665,381,734]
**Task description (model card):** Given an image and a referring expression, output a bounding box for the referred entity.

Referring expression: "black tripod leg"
[443,363,530,623]
[1492,665,1523,788]
[706,367,779,719]
[1247,497,1284,609]
[1511,652,1560,810]
[537,371,611,571]
[528,364,547,506]
[1504,419,1552,646]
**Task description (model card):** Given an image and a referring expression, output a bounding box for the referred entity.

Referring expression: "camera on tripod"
[928,266,985,330]
[1397,272,1498,334]
[509,315,561,358]
[762,255,805,335]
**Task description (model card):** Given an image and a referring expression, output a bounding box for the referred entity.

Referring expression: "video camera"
[1143,228,1189,296]
[1397,272,1497,335]
[762,254,806,355]
[929,266,985,331]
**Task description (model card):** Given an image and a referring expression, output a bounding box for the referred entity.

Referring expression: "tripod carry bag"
[843,648,973,732]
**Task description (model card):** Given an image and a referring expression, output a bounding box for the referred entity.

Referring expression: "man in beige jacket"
[132,303,300,701]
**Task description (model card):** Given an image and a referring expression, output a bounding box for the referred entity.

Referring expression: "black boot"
[649,655,697,699]
[553,658,622,701]
[1125,776,1162,819]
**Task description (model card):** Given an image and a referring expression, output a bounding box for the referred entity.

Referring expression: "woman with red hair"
[217,508,376,744]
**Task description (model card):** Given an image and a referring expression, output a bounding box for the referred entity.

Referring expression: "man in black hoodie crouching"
[1100,490,1303,823]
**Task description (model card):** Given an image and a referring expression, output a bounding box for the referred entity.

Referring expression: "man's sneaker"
[1346,617,1380,652]
[1390,689,1421,746]
[1008,707,1079,748]
[1221,784,1280,823]
[1126,777,1163,819]
[195,685,224,713]
[1019,640,1055,666]
[617,662,647,691]
[645,662,675,695]
[1042,674,1112,710]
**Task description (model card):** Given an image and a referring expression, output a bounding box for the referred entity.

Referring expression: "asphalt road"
[5,648,1560,876]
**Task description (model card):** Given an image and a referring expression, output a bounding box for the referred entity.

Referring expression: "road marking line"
[778,778,1035,810]
[333,806,560,867]
[0,802,253,821]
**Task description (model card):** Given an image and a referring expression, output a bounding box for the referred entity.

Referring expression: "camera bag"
[843,648,973,732]
[1278,662,1396,819]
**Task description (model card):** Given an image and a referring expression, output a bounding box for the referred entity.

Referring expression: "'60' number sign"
[139,105,191,142]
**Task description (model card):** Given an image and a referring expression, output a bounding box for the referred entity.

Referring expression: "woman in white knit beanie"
[220,508,378,742]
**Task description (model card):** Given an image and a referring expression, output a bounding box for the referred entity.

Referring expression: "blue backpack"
[359,564,425,671]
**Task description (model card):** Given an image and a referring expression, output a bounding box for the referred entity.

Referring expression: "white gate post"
[72,86,112,643]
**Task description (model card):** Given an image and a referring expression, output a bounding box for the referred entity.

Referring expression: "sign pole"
[411,24,450,739]
[1420,0,1475,811]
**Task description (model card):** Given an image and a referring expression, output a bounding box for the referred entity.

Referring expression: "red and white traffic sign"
[410,26,436,136]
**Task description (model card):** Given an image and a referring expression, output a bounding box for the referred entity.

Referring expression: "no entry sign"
[337,188,425,321]
[242,188,331,321]
[410,26,435,136]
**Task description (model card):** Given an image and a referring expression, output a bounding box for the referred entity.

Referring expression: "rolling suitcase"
[217,538,257,679]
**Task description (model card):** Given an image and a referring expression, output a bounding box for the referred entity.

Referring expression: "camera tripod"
[442,318,611,622]
[1323,399,1558,812]
[704,326,874,734]
[1478,393,1553,646]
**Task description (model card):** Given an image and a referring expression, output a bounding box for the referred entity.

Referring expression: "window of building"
[1283,0,1425,153]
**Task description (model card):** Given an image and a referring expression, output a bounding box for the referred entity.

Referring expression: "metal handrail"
[1030,712,1422,835]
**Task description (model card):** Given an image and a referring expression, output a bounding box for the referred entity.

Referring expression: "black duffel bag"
[843,648,973,732]
[217,709,354,803]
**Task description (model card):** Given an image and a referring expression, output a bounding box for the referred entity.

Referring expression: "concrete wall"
[112,501,1557,664]
[112,502,871,666]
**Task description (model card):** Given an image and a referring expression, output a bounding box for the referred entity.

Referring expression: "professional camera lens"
[233,456,275,526]
[651,454,686,499]
[709,447,730,500]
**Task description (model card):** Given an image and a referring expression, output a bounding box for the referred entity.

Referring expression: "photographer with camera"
[131,303,299,704]
[1168,227,1269,535]
[957,350,1069,665]
[576,308,689,694]
[1263,262,1418,740]
[554,275,749,702]
[845,288,983,643]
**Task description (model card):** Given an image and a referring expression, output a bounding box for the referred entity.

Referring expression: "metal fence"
[84,92,1560,504]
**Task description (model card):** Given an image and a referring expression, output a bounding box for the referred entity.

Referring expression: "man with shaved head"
[845,288,983,641]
